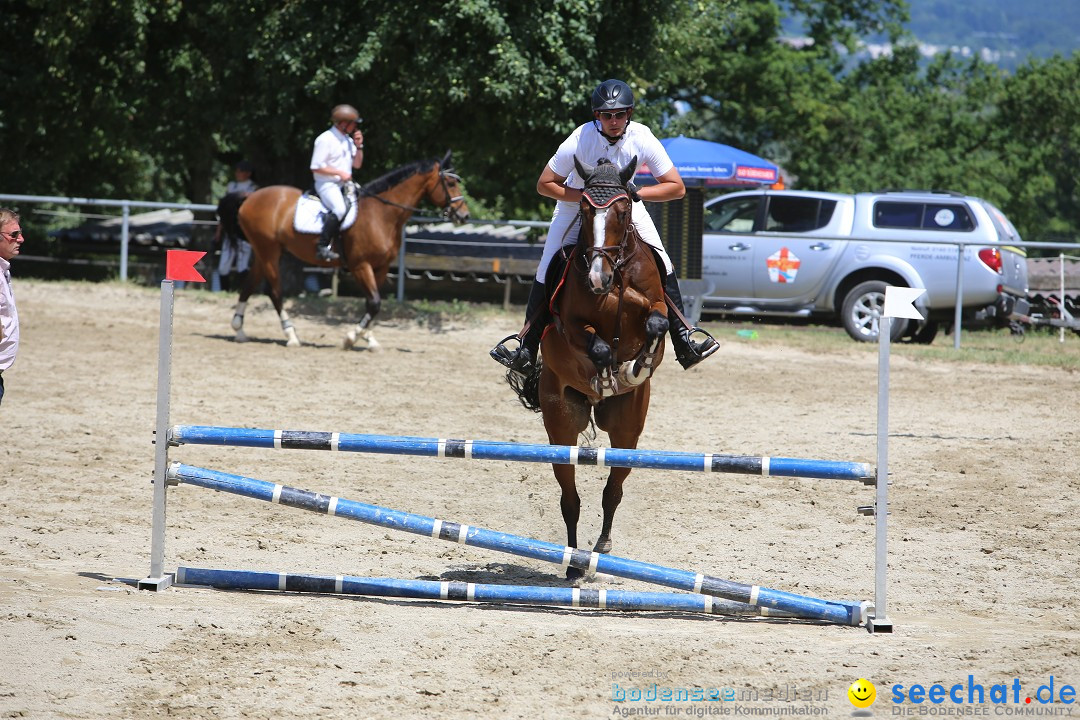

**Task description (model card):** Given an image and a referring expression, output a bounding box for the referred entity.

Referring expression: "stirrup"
[675,327,719,370]
[316,245,339,261]
[490,334,522,369]
[490,334,535,372]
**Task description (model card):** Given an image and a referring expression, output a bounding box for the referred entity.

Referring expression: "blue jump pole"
[176,566,794,617]
[167,463,866,626]
[169,425,874,483]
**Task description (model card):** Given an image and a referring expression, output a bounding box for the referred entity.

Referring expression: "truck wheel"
[840,280,909,342]
[908,319,939,344]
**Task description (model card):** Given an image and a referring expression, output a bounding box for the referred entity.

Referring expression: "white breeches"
[535,200,673,282]
[315,180,347,220]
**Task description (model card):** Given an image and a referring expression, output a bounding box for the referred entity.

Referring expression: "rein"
[358,170,466,220]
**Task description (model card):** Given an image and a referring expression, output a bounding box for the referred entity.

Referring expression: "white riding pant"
[218,238,251,275]
[315,179,348,220]
[535,200,673,282]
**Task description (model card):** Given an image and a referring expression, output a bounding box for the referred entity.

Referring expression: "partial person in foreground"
[0,208,24,406]
[490,79,717,376]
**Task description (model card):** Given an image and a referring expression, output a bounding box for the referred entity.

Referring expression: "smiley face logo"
[848,678,876,708]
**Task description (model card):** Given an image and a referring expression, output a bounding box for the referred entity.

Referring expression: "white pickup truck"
[700,189,1029,342]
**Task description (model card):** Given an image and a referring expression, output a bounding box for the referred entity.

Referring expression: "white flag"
[883,286,926,320]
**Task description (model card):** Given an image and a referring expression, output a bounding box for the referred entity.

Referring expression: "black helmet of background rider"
[591,79,634,142]
[331,104,361,130]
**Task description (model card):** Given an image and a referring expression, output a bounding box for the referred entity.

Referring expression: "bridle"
[436,169,468,223]
[579,181,636,276]
[357,166,467,222]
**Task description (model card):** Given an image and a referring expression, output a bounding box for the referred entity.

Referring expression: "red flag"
[166,250,207,282]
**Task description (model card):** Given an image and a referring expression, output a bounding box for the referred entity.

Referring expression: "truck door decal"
[767,247,801,283]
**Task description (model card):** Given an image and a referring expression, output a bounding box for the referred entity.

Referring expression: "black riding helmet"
[591,79,635,111]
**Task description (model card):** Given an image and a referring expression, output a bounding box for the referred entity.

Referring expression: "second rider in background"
[310,104,364,261]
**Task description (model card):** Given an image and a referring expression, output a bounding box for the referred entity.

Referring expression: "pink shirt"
[0,257,18,371]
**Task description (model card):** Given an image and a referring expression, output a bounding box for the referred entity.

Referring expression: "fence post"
[952,243,965,349]
[120,202,131,282]
[397,227,407,302]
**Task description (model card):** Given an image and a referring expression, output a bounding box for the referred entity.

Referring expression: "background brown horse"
[511,156,669,580]
[233,151,468,349]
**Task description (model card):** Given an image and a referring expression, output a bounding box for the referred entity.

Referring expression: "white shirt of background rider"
[310,125,357,189]
[548,120,673,194]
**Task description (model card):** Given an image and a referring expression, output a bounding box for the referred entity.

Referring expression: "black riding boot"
[490,280,549,373]
[317,213,341,262]
[664,271,719,370]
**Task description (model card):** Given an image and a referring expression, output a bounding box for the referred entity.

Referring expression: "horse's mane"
[361,159,439,196]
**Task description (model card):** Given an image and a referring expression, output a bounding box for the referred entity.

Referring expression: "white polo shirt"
[0,257,19,372]
[548,120,674,188]
[310,126,356,184]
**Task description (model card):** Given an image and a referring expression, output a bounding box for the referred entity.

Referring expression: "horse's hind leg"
[594,466,632,554]
[268,279,301,348]
[231,262,265,343]
[344,263,382,350]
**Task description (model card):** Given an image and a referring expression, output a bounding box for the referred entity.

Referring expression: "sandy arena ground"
[1,279,1078,719]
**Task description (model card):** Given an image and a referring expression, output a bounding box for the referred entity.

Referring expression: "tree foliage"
[1,0,1077,245]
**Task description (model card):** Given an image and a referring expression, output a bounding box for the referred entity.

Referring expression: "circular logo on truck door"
[933,208,955,227]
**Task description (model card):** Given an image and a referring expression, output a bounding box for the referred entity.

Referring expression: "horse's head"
[574,155,638,295]
[426,150,470,225]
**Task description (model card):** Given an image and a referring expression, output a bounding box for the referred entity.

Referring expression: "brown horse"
[510,156,669,580]
[233,151,469,348]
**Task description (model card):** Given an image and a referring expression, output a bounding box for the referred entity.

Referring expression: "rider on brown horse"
[491,79,718,376]
[310,104,365,261]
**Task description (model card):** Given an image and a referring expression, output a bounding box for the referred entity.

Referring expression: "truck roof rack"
[869,189,966,197]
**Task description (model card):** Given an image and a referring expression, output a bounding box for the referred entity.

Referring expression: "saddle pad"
[293,191,359,234]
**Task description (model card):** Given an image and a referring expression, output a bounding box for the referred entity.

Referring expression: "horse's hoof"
[565,566,585,583]
[230,314,244,332]
[286,338,301,348]
[343,331,356,350]
[593,538,612,554]
[234,331,248,344]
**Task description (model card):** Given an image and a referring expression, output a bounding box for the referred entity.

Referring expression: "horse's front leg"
[594,392,650,558]
[595,466,632,554]
[583,326,618,397]
[552,463,583,581]
[617,310,668,387]
[344,263,382,350]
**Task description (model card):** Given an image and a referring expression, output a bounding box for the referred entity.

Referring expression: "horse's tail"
[506,359,543,413]
[217,191,248,243]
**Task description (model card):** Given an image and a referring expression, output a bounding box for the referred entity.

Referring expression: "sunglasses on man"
[0,230,21,241]
[596,110,630,120]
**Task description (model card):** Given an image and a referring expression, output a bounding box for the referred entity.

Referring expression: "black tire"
[908,319,939,344]
[840,280,909,342]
